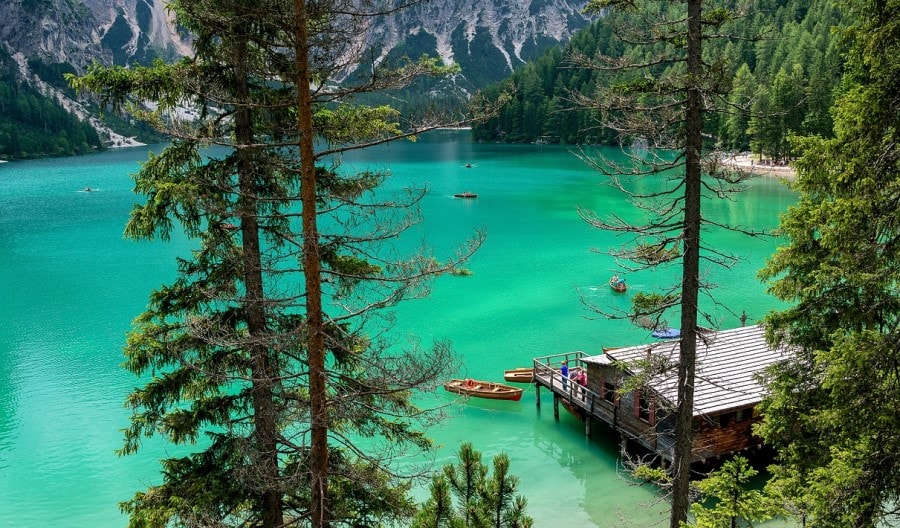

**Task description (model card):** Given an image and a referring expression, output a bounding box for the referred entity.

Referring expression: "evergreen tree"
[571,2,768,526]
[747,85,777,158]
[412,443,533,528]
[721,64,756,151]
[71,0,483,526]
[770,65,806,159]
[802,55,835,137]
[687,456,783,528]
[757,0,900,526]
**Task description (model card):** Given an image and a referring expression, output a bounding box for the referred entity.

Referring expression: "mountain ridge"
[0,0,591,158]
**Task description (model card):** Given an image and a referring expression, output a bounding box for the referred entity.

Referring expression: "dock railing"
[532,351,585,392]
[532,351,618,431]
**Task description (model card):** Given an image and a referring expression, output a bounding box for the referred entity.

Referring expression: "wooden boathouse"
[531,325,790,464]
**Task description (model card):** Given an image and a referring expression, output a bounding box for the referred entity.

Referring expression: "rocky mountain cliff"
[0,0,189,69]
[360,0,590,88]
[0,0,590,152]
[0,0,191,153]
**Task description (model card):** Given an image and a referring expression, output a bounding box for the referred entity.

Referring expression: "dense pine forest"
[0,48,106,160]
[473,0,843,161]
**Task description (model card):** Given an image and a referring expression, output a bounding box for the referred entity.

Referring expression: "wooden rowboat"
[503,367,534,383]
[454,191,477,198]
[444,379,523,401]
[609,275,627,293]
[561,398,586,421]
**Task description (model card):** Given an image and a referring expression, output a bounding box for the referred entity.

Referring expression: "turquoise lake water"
[0,131,796,527]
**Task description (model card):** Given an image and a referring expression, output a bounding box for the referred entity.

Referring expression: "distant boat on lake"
[609,275,626,292]
[454,191,477,198]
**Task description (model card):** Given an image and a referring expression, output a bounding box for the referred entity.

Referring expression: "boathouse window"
[602,380,616,402]
[637,390,652,423]
[735,409,747,422]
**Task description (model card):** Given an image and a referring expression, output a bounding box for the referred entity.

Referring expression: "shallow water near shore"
[0,131,796,527]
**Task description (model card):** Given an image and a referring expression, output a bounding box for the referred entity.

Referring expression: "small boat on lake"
[444,379,523,401]
[503,367,534,383]
[454,191,477,199]
[652,327,681,339]
[609,275,627,293]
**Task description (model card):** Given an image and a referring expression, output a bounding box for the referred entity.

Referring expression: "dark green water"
[0,131,796,527]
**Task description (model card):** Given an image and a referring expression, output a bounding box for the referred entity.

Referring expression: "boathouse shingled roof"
[582,325,791,416]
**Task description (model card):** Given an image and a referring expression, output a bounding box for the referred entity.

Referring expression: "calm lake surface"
[0,131,796,527]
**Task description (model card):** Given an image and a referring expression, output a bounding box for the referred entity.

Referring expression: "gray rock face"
[2,0,588,80]
[358,0,590,86]
[83,0,191,65]
[0,0,109,67]
[0,0,190,69]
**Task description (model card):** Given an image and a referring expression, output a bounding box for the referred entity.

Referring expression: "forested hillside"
[0,48,104,160]
[473,0,844,160]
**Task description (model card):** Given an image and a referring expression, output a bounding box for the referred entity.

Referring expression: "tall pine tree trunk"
[233,30,285,528]
[670,0,703,525]
[294,1,329,526]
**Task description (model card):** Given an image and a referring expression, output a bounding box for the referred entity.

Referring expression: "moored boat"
[561,398,586,421]
[651,327,681,339]
[454,191,477,198]
[444,378,523,401]
[503,367,534,383]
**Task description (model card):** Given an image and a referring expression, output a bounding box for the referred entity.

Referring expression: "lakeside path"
[720,153,796,181]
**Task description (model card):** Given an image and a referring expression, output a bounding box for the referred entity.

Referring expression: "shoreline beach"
[721,153,796,181]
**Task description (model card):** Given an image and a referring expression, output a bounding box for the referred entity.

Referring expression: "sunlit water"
[0,131,796,527]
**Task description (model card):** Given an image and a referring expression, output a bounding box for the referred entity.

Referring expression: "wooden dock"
[531,352,667,460]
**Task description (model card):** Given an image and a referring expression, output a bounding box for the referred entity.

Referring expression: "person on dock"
[560,361,569,390]
[575,369,587,399]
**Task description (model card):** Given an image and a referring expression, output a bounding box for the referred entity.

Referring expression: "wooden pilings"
[585,400,594,436]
